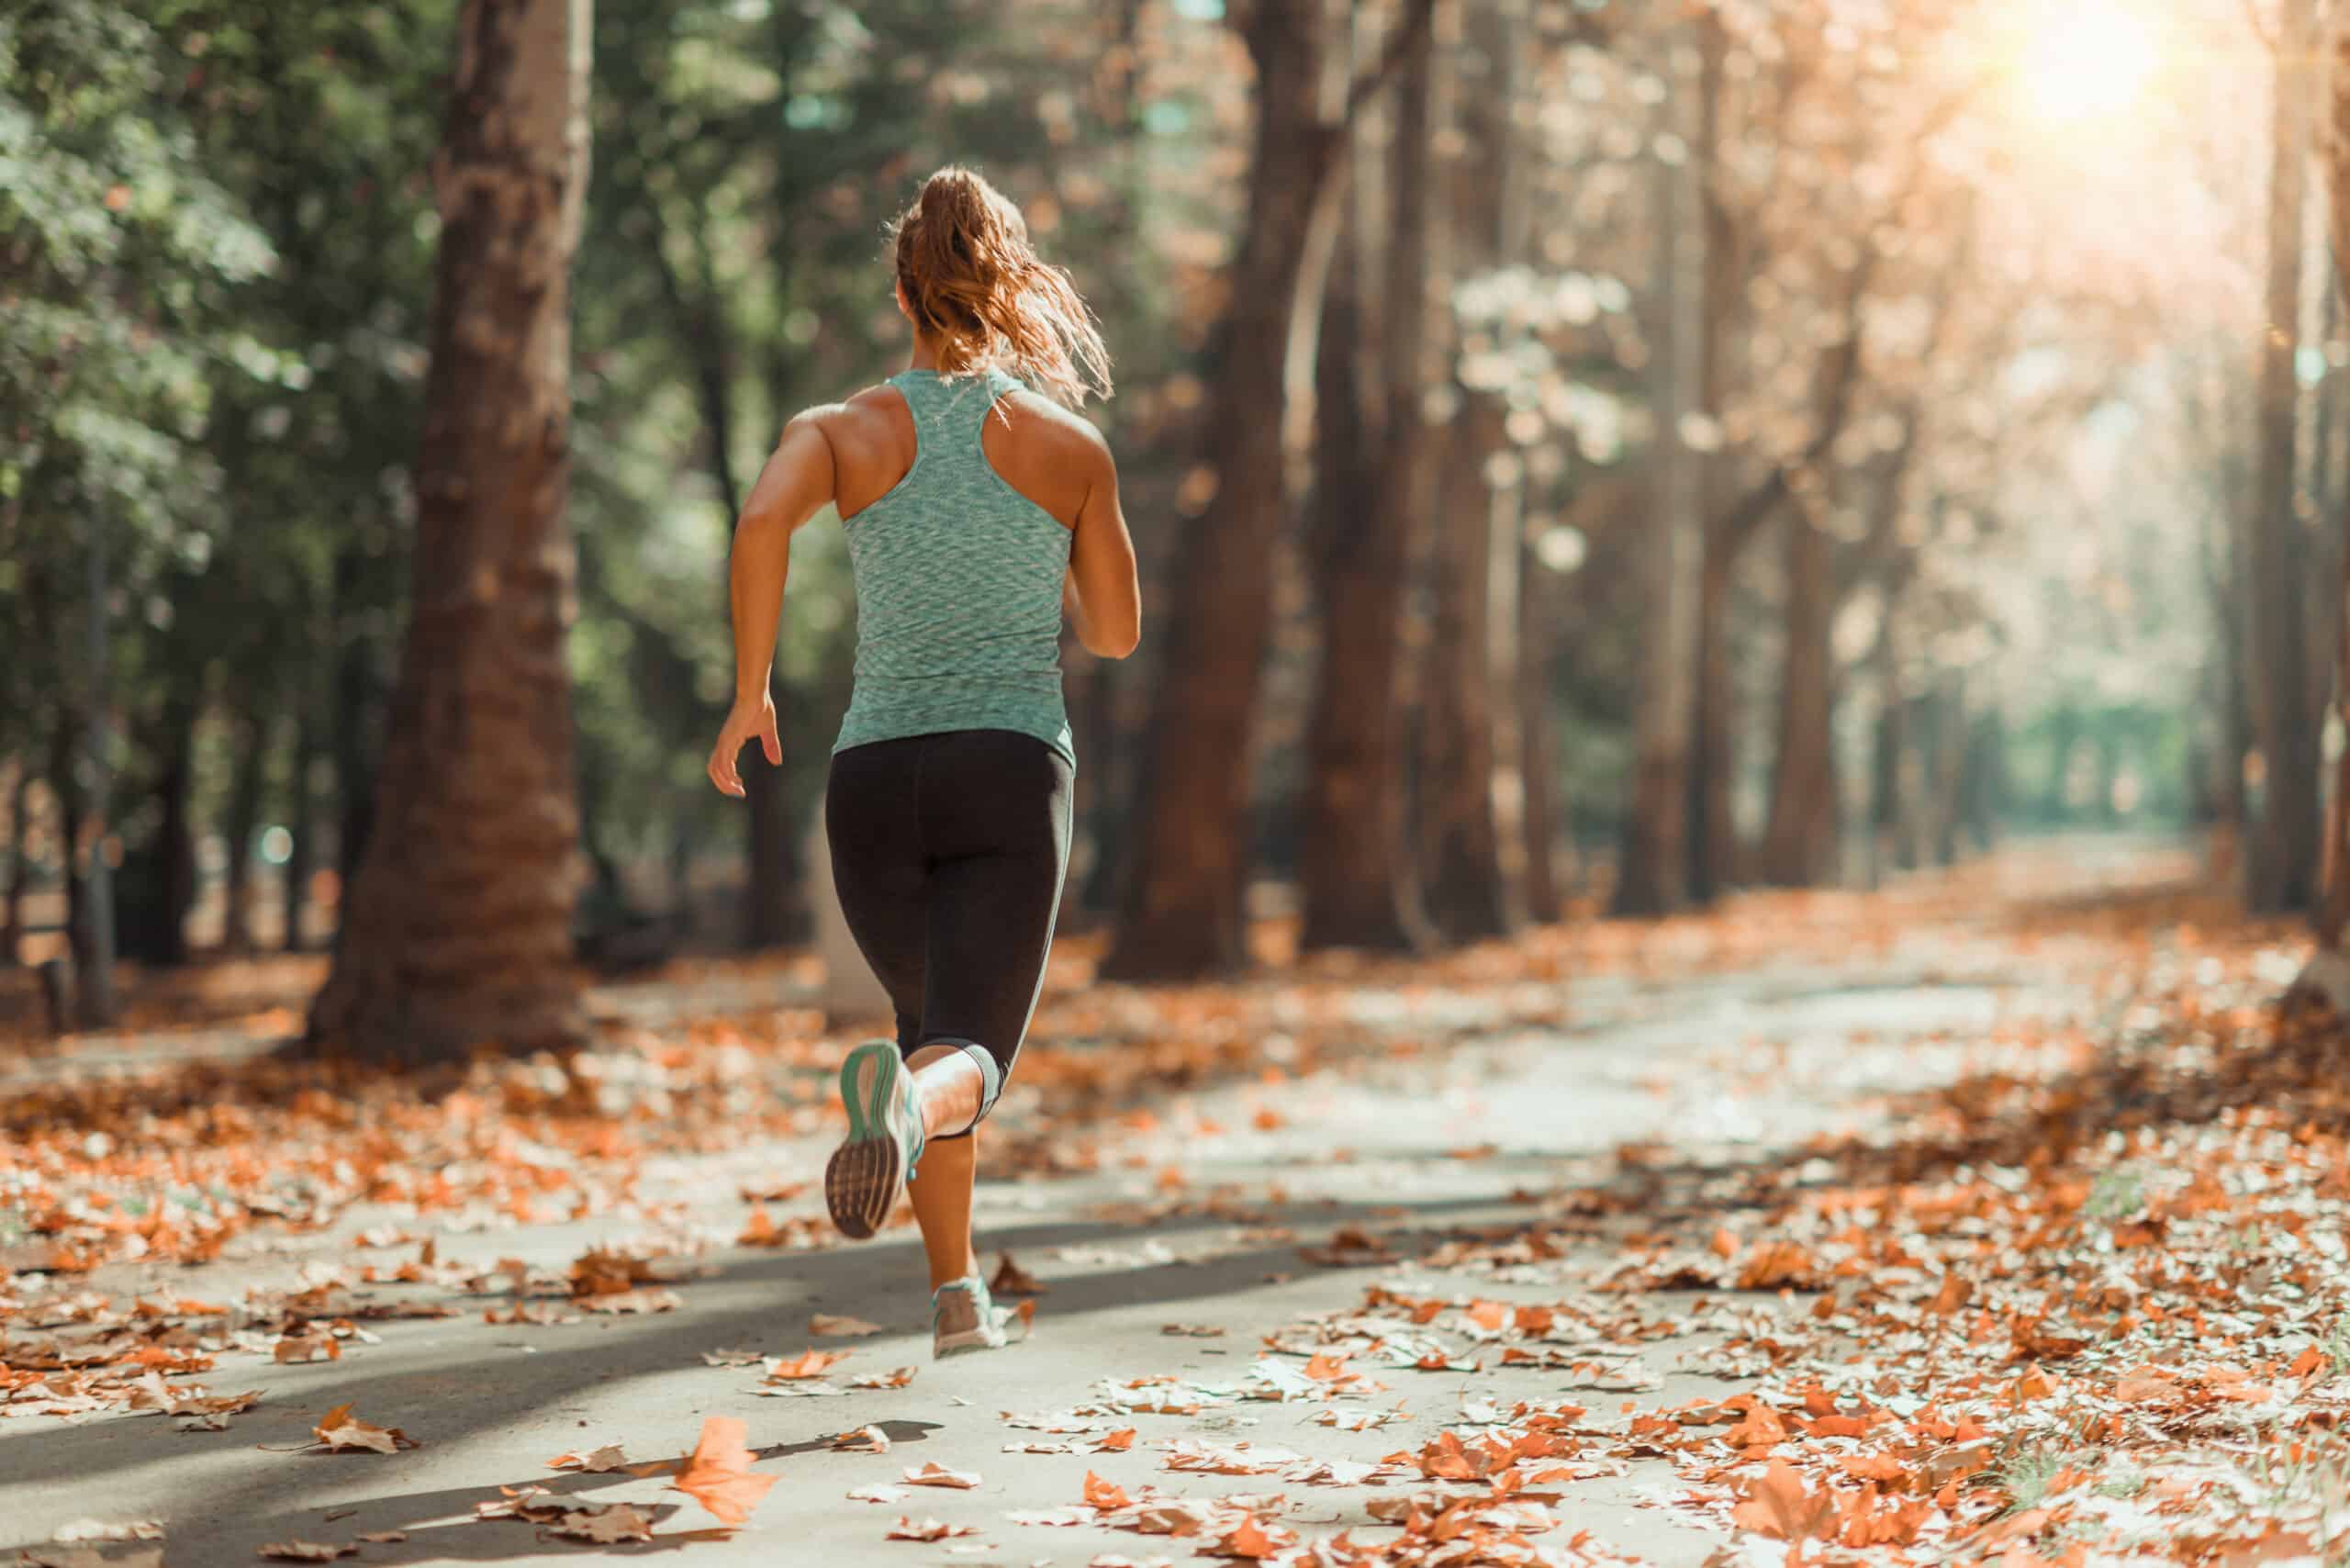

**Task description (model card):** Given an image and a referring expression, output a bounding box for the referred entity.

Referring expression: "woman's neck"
[906,334,946,373]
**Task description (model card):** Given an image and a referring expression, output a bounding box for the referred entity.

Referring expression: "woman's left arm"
[707,412,837,798]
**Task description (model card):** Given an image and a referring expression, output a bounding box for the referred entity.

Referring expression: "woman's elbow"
[1084,622,1140,660]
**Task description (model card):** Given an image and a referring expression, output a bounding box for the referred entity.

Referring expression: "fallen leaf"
[311,1405,413,1454]
[810,1313,885,1337]
[834,1425,891,1453]
[1730,1459,1838,1541]
[886,1518,978,1541]
[667,1415,778,1529]
[256,1545,352,1562]
[550,1506,654,1544]
[848,1484,910,1504]
[548,1443,627,1473]
[1084,1471,1130,1510]
[904,1462,981,1490]
[766,1349,848,1381]
[848,1366,919,1390]
[990,1253,1047,1295]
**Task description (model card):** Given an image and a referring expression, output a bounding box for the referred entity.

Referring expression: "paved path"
[0,879,2119,1567]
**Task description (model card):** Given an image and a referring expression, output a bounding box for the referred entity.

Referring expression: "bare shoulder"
[1004,388,1113,474]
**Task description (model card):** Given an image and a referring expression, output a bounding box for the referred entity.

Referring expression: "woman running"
[706,167,1139,1358]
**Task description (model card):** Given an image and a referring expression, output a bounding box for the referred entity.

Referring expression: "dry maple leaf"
[833,1425,891,1453]
[1094,1428,1137,1452]
[989,1253,1047,1295]
[1083,1471,1131,1510]
[547,1443,627,1473]
[1730,1459,1839,1541]
[551,1506,653,1544]
[847,1366,918,1389]
[666,1415,778,1529]
[885,1518,978,1541]
[765,1348,847,1381]
[311,1404,413,1454]
[255,1544,352,1562]
[847,1484,909,1505]
[903,1461,981,1489]
[809,1313,885,1337]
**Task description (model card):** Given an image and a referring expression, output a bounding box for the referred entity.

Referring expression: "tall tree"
[1299,3,1440,955]
[2293,0,2350,1009]
[1611,19,1708,919]
[308,0,593,1063]
[1419,0,1526,943]
[2247,0,2324,915]
[1103,0,1435,980]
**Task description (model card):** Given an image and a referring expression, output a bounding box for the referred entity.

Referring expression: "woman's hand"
[707,689,783,798]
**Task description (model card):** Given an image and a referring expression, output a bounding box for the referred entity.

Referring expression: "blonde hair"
[891,166,1113,407]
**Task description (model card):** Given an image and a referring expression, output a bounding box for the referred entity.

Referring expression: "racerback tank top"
[831,367,1076,767]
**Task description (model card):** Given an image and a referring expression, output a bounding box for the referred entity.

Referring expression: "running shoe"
[825,1039,925,1239]
[932,1273,1016,1358]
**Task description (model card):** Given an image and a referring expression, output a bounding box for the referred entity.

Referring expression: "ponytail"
[891,166,1113,407]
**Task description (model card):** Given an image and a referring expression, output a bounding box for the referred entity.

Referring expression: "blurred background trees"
[5,0,2345,1030]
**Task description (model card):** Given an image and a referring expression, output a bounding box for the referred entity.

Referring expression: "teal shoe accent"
[824,1040,925,1239]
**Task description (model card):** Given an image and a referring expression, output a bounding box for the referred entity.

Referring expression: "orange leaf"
[765,1349,845,1382]
[666,1416,776,1528]
[990,1253,1047,1295]
[1083,1471,1129,1510]
[1730,1460,1837,1541]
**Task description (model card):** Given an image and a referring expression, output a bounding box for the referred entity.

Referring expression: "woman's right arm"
[708,412,836,798]
[1066,433,1140,660]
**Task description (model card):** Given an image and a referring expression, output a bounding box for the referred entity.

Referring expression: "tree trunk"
[1757,511,1838,886]
[2291,8,2350,1007]
[75,505,118,1024]
[282,700,316,951]
[1685,11,1740,908]
[331,542,382,890]
[1,759,28,963]
[1299,19,1437,957]
[120,694,199,966]
[1611,28,1707,919]
[220,698,269,955]
[1416,0,1522,943]
[308,0,592,1064]
[1866,606,1902,889]
[1518,531,1563,921]
[2248,0,2324,915]
[1101,7,1359,980]
[1422,398,1518,939]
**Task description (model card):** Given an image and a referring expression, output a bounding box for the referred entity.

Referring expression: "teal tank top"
[832,367,1076,767]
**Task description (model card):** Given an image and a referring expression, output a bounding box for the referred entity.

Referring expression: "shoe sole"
[826,1041,910,1240]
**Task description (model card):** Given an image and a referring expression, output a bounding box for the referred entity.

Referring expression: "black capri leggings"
[824,728,1073,1137]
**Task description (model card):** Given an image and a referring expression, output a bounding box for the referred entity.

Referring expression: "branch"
[1342,0,1438,125]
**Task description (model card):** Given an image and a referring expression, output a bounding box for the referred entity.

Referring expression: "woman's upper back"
[823,367,1095,765]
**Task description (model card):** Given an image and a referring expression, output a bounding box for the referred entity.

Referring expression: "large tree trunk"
[1299,17,1437,957]
[1421,399,1517,939]
[282,699,316,951]
[1416,0,1523,943]
[2292,7,2350,1008]
[308,0,592,1064]
[1518,531,1563,921]
[219,696,270,955]
[2249,0,2324,915]
[1757,510,1839,886]
[1102,3,1412,980]
[1611,27,1707,919]
[118,692,198,966]
[1685,10,1741,908]
[1,759,28,963]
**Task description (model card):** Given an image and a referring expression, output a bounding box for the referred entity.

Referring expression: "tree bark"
[1416,0,1523,943]
[120,693,199,966]
[1611,28,1707,919]
[1757,510,1838,886]
[2292,7,2350,1006]
[1,759,27,963]
[220,698,269,955]
[308,0,592,1064]
[1422,398,1517,939]
[1102,0,1431,980]
[282,700,316,951]
[1517,529,1563,922]
[1686,9,1741,908]
[2248,0,2324,915]
[1299,15,1437,956]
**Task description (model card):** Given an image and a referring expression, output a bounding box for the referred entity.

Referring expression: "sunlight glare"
[2019,2,2160,124]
